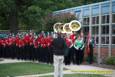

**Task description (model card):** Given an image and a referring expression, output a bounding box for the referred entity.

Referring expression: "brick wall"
[93,47,115,62]
[112,48,115,56]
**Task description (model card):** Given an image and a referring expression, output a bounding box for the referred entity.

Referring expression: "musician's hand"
[76,47,79,50]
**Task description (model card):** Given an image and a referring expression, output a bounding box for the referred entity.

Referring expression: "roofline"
[54,0,114,13]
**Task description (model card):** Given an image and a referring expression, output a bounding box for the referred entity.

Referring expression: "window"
[112,14,115,23]
[112,2,115,13]
[106,37,109,44]
[101,3,109,14]
[92,36,99,44]
[96,16,99,24]
[92,16,99,24]
[101,15,109,24]
[92,26,99,34]
[101,37,105,44]
[92,17,95,24]
[96,36,99,44]
[83,18,86,25]
[101,25,109,34]
[112,24,115,34]
[83,26,89,35]
[102,15,105,24]
[92,5,99,16]
[106,15,109,23]
[101,36,109,44]
[83,7,89,17]
[83,17,89,25]
[112,36,115,44]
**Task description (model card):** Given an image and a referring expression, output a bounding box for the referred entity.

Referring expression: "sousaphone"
[53,22,62,33]
[53,22,65,33]
[69,20,81,31]
[63,23,72,34]
[58,23,65,33]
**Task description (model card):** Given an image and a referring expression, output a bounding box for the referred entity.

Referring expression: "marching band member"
[69,32,76,43]
[69,32,76,64]
[29,32,34,60]
[64,34,73,65]
[33,34,39,60]
[0,38,4,58]
[74,34,84,65]
[52,33,67,77]
[45,32,53,63]
[0,39,2,57]
[1,38,6,58]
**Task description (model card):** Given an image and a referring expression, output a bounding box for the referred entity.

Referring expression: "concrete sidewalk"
[0,58,32,64]
[64,64,114,76]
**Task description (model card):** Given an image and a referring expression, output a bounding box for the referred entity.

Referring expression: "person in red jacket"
[1,39,6,57]
[0,39,3,58]
[69,32,77,64]
[41,37,47,48]
[23,33,31,60]
[15,35,20,47]
[23,33,30,45]
[64,34,73,65]
[69,32,76,44]
[45,32,53,63]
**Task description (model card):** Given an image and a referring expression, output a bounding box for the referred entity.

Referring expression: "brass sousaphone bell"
[69,20,81,31]
[53,22,65,33]
[53,22,62,33]
[58,23,65,33]
[63,23,72,34]
[53,20,81,33]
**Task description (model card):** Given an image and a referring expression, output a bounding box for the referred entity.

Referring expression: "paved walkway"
[0,59,115,77]
[0,58,35,64]
[64,64,115,76]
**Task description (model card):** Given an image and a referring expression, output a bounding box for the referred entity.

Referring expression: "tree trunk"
[8,1,18,33]
[9,12,18,33]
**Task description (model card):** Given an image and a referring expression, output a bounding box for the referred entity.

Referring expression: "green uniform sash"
[74,39,84,50]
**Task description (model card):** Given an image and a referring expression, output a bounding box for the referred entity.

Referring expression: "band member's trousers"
[75,49,83,65]
[53,55,64,77]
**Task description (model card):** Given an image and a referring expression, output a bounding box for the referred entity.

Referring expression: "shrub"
[105,56,115,65]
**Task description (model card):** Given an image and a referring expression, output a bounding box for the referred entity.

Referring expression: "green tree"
[20,5,42,30]
[0,0,17,31]
[0,0,104,32]
[45,12,76,31]
[0,0,33,32]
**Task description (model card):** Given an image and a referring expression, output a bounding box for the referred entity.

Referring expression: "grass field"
[0,62,106,77]
[0,62,53,77]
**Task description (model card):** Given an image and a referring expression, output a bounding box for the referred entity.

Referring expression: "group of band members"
[0,30,94,65]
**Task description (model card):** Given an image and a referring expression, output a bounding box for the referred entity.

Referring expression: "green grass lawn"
[0,62,53,77]
[0,62,106,77]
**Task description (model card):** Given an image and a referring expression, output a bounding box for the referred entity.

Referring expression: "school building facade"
[54,0,115,63]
